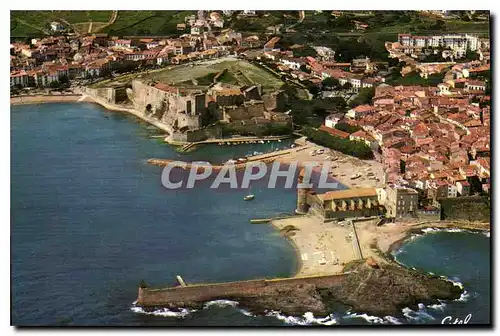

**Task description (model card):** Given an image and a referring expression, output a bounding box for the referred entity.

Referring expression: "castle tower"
[296,168,311,214]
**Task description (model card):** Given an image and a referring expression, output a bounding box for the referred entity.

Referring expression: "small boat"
[244,194,255,201]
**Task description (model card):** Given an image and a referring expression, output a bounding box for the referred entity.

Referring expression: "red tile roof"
[319,125,350,139]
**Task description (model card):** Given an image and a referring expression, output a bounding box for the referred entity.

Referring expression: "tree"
[349,87,375,107]
[293,45,318,58]
[433,19,446,30]
[49,80,60,89]
[307,83,319,96]
[335,122,361,134]
[302,126,374,159]
[465,49,479,61]
[58,75,69,84]
[342,82,352,91]
[322,77,341,89]
[299,64,311,73]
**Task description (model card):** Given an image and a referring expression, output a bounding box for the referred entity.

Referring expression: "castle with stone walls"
[87,78,290,142]
[129,80,206,132]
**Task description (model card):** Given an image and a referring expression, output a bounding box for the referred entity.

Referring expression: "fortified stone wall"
[216,94,245,107]
[130,80,204,131]
[223,101,266,121]
[137,274,347,307]
[170,125,223,142]
[262,90,285,112]
[85,87,115,104]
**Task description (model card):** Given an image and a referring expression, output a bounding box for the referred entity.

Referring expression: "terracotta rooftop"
[319,125,350,139]
[352,104,374,113]
[318,188,378,202]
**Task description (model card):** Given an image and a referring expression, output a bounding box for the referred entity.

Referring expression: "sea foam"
[131,299,256,319]
[402,305,436,323]
[343,312,402,325]
[130,305,195,318]
[265,311,338,325]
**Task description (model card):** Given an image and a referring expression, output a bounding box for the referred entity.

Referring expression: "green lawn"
[144,58,284,91]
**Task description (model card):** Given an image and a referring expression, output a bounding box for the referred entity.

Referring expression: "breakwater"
[137,273,347,309]
[147,148,299,170]
[177,135,292,152]
[135,259,464,318]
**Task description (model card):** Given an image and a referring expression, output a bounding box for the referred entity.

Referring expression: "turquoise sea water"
[11,103,490,326]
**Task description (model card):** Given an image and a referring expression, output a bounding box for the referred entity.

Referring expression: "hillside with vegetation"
[11,10,114,36]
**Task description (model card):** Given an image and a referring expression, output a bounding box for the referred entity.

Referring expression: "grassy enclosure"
[143,58,284,91]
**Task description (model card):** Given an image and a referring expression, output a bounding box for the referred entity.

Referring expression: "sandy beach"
[10,94,86,105]
[272,216,356,277]
[273,139,386,189]
[272,214,490,278]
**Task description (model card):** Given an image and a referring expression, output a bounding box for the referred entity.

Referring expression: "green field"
[90,58,286,93]
[144,58,285,91]
[10,10,192,37]
[11,10,490,40]
[11,10,114,37]
[10,18,46,37]
[102,10,195,36]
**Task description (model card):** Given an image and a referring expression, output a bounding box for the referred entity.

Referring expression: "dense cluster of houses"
[10,26,254,88]
[323,61,490,203]
[259,46,385,91]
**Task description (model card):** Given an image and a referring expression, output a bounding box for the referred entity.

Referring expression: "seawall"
[137,273,347,308]
[83,93,175,136]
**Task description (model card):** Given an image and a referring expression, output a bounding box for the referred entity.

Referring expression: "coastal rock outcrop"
[193,262,463,318]
[319,262,463,317]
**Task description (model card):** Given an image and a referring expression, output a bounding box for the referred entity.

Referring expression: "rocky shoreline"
[385,221,490,257]
[137,220,488,319]
[138,261,463,318]
[234,263,463,318]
